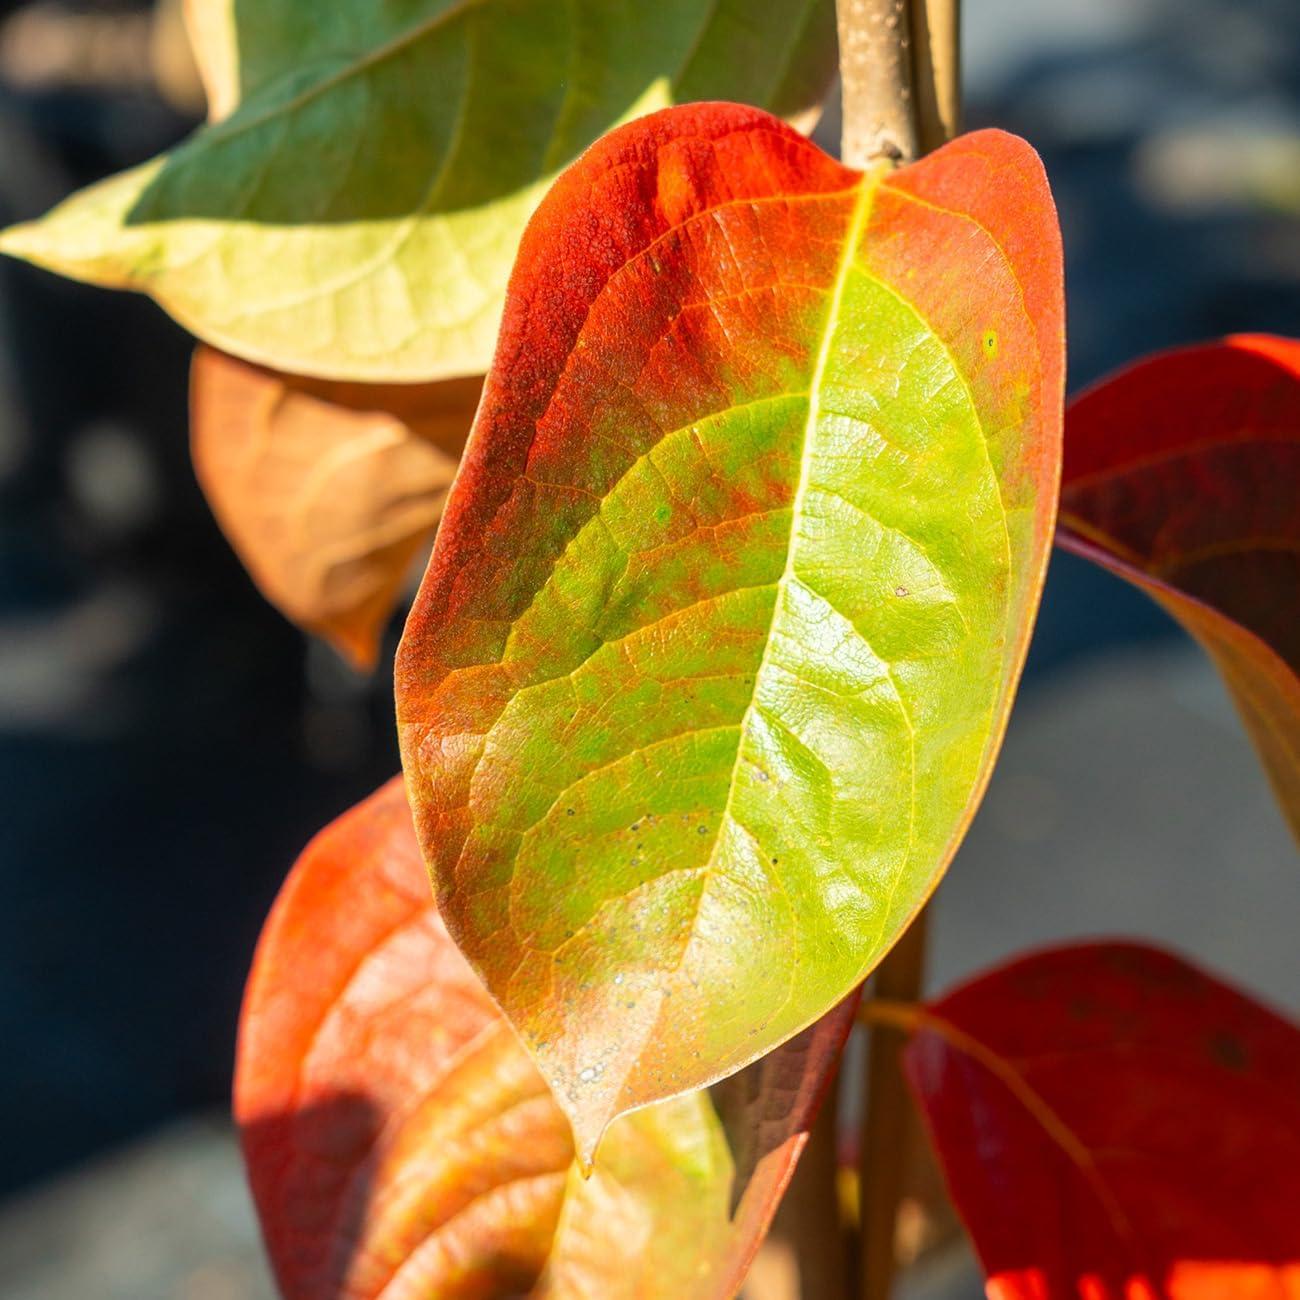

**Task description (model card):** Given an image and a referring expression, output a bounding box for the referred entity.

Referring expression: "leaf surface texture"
[905,942,1300,1298]
[396,104,1064,1157]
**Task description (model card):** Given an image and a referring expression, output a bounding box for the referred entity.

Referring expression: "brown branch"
[835,0,918,167]
[819,8,960,1297]
[836,0,959,1278]
[750,1080,851,1300]
[799,1084,853,1300]
[856,910,929,1300]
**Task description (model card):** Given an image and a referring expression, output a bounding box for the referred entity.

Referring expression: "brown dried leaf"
[191,347,477,669]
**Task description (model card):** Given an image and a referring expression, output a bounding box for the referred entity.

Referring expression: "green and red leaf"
[395,102,1064,1157]
[1058,335,1300,839]
[903,942,1300,1299]
[235,778,853,1299]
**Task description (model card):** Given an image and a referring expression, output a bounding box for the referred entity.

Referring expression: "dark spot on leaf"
[1208,1030,1249,1071]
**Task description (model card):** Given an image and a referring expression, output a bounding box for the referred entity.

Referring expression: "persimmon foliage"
[3,4,1298,1297]
[905,943,1300,1298]
[1059,336,1300,841]
[191,348,479,669]
[395,101,1063,1161]
[235,778,853,1299]
[0,0,837,380]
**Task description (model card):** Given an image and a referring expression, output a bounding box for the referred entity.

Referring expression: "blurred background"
[0,0,1295,1295]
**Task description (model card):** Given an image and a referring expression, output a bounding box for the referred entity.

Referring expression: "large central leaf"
[0,0,835,381]
[396,103,1064,1160]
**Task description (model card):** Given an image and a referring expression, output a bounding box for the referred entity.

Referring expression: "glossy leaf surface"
[235,778,853,1299]
[0,0,835,381]
[191,347,477,669]
[904,942,1300,1298]
[396,103,1064,1159]
[1059,336,1300,840]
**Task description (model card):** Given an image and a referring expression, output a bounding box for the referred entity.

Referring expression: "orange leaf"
[1058,336,1300,839]
[235,778,854,1299]
[191,347,478,670]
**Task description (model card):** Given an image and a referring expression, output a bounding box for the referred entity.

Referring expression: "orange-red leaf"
[235,778,853,1299]
[191,348,477,670]
[1058,336,1300,839]
[903,942,1300,1299]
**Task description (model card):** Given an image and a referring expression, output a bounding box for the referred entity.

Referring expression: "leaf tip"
[0,214,92,282]
[567,1105,610,1180]
[0,220,42,265]
[320,620,382,674]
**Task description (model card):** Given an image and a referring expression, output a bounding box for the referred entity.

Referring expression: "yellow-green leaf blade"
[395,105,1064,1161]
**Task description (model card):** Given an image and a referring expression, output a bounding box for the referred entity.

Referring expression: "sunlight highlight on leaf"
[904,942,1300,1300]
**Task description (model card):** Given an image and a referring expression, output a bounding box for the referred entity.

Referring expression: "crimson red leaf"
[902,942,1300,1299]
[1058,336,1300,839]
[395,100,1063,1161]
[235,778,852,1299]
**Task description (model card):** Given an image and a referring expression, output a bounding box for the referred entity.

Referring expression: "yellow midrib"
[696,170,881,905]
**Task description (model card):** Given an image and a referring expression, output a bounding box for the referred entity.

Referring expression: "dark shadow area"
[0,40,399,1198]
[239,1092,379,1299]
